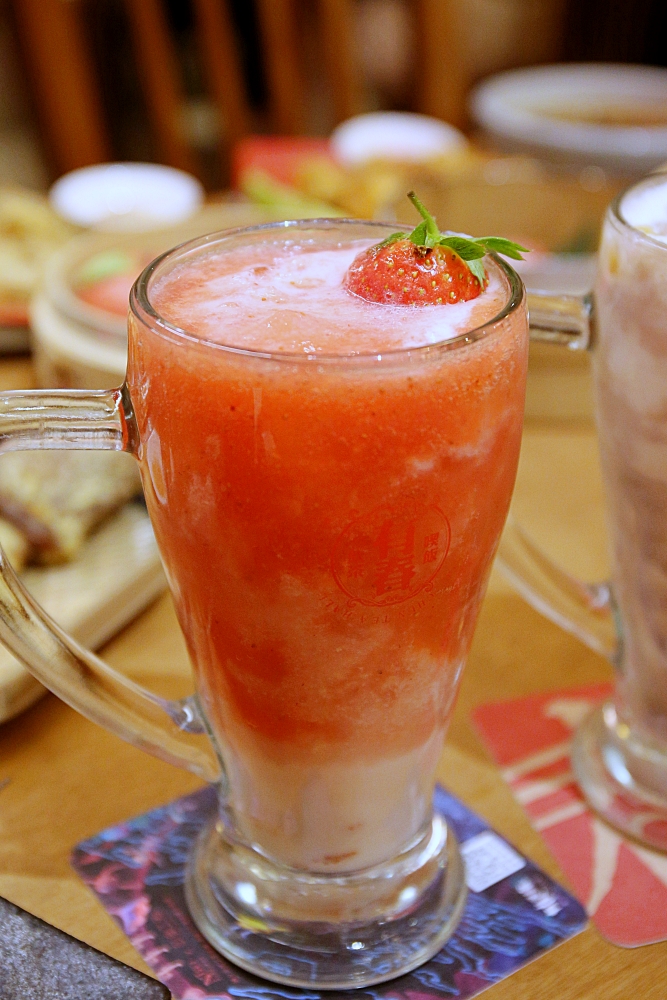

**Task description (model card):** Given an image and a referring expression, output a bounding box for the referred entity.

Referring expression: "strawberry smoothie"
[127,222,528,872]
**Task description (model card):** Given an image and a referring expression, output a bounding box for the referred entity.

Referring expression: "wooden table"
[0,352,665,999]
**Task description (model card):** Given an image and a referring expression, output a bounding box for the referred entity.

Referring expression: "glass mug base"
[184,810,468,989]
[572,702,667,853]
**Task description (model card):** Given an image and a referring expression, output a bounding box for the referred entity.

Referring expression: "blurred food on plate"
[0,188,73,350]
[232,137,346,217]
[0,451,142,565]
[74,247,155,316]
[29,200,278,388]
[233,129,485,221]
[234,129,621,257]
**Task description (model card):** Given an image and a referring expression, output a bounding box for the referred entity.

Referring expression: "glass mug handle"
[0,388,220,782]
[495,289,619,662]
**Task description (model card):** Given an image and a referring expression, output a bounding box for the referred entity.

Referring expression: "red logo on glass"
[331,499,451,607]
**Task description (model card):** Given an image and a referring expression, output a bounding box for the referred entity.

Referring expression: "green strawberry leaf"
[438,236,486,260]
[474,237,529,260]
[409,221,429,246]
[467,258,486,284]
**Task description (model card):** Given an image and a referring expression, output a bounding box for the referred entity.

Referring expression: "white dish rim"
[470,63,667,161]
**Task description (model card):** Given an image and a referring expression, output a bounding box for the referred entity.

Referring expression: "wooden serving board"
[0,502,166,724]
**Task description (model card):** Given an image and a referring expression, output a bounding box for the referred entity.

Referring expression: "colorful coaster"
[474,682,667,948]
[71,785,586,999]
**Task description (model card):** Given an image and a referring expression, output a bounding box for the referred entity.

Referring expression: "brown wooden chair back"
[10,0,465,181]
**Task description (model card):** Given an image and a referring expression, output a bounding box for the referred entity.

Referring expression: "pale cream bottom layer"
[223,729,444,872]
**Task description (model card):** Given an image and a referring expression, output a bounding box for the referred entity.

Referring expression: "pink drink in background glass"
[595,174,667,754]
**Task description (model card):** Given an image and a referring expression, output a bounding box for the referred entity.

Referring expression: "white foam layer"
[151,239,507,354]
[621,175,667,241]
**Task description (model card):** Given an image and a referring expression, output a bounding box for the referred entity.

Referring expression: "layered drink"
[127,221,528,873]
[595,174,667,748]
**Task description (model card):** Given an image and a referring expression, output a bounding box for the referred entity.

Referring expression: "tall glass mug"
[499,171,667,854]
[0,221,529,989]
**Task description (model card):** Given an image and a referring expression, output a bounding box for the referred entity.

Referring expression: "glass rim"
[129,218,525,364]
[612,172,667,252]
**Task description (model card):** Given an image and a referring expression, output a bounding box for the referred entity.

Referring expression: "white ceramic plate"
[470,64,667,174]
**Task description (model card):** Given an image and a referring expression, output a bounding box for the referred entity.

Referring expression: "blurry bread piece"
[0,516,31,570]
[0,451,142,563]
[0,187,73,313]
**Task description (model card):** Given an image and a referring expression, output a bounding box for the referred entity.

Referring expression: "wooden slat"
[192,0,252,153]
[318,0,362,125]
[121,0,200,176]
[412,0,467,128]
[10,0,111,174]
[254,0,303,134]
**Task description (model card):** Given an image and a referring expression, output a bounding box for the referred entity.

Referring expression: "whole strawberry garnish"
[345,192,527,307]
[348,238,482,306]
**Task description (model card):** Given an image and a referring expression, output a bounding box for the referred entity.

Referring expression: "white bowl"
[50,162,204,231]
[470,64,667,174]
[331,112,467,166]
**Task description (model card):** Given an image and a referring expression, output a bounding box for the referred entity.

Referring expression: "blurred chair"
[11,0,252,179]
[414,0,467,128]
[254,0,363,133]
[9,0,474,181]
[10,0,112,173]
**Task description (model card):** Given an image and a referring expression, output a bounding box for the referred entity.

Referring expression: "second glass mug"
[0,220,529,989]
[499,169,667,855]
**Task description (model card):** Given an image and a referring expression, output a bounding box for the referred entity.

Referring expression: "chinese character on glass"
[374,519,417,596]
[423,531,440,565]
